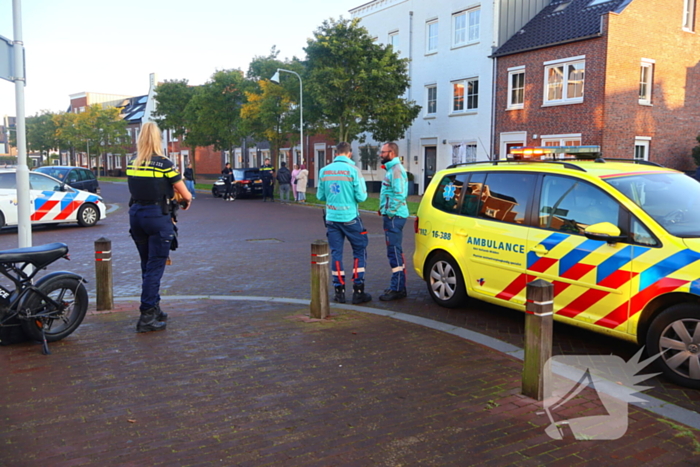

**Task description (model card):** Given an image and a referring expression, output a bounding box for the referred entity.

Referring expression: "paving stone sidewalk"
[1,299,699,466]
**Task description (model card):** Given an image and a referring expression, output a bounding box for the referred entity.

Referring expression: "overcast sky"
[0,0,361,120]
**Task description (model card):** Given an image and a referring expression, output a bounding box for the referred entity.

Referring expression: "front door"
[526,174,632,328]
[424,146,437,190]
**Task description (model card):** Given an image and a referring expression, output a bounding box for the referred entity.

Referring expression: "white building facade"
[350,0,550,194]
[351,0,497,193]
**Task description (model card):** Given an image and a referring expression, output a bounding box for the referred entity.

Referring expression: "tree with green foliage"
[304,18,420,144]
[241,80,293,165]
[52,106,128,169]
[152,79,201,169]
[26,111,59,162]
[242,49,305,164]
[185,69,251,156]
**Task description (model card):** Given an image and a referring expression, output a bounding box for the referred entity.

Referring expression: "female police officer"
[127,122,192,332]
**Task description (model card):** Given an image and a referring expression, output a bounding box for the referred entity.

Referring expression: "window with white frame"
[452,78,479,112]
[639,59,654,105]
[451,143,477,164]
[507,66,525,109]
[452,7,480,47]
[634,137,650,160]
[426,19,438,54]
[389,31,399,52]
[683,0,696,31]
[426,85,437,115]
[541,134,582,158]
[544,57,585,105]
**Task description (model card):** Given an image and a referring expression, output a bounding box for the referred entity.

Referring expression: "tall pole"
[13,0,31,248]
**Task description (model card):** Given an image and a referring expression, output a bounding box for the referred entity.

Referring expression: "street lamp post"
[270,68,303,166]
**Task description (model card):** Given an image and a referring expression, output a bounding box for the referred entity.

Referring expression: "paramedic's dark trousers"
[326,217,368,287]
[383,215,407,292]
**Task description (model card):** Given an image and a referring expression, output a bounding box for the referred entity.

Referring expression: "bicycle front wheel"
[21,277,88,342]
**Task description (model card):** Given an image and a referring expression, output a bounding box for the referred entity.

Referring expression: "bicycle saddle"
[0,243,69,267]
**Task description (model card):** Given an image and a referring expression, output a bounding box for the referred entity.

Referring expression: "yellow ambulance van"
[414,147,700,388]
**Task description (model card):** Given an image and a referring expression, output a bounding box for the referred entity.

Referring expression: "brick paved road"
[0,182,698,414]
[1,299,699,466]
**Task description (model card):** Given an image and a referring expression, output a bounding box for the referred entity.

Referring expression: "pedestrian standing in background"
[260,158,275,202]
[378,142,409,301]
[277,161,293,202]
[291,164,300,201]
[221,162,234,201]
[296,164,309,203]
[317,142,372,305]
[184,163,196,200]
[127,122,192,333]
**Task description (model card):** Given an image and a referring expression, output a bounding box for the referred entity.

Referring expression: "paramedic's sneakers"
[379,289,407,301]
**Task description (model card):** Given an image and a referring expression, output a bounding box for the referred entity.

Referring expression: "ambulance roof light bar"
[508,145,601,160]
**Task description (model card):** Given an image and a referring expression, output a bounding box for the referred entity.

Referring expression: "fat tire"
[646,303,700,389]
[212,187,221,198]
[425,252,467,308]
[77,203,99,227]
[20,276,88,342]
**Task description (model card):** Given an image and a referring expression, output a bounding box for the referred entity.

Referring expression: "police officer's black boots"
[334,285,346,303]
[155,302,168,322]
[136,307,167,333]
[352,284,372,305]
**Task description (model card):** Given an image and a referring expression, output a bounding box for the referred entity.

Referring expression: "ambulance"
[414,146,700,388]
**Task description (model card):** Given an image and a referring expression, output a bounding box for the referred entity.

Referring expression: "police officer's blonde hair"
[135,122,164,168]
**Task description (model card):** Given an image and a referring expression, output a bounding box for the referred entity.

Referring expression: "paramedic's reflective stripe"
[321,175,353,182]
[332,268,367,275]
[392,265,405,272]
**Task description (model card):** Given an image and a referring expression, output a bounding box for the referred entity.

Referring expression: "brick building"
[493,0,700,170]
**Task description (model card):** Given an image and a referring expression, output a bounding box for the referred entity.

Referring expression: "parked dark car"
[34,166,100,194]
[212,168,263,198]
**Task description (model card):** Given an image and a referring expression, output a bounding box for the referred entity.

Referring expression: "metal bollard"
[522,279,553,401]
[94,237,113,311]
[310,240,330,319]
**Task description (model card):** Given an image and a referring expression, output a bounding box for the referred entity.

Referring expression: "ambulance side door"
[527,174,633,329]
[455,171,536,306]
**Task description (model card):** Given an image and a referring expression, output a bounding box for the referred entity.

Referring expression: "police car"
[414,146,700,388]
[0,169,106,228]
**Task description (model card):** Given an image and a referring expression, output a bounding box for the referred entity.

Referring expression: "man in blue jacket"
[378,142,409,301]
[317,142,372,304]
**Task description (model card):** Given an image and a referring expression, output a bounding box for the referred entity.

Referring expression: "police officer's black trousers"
[129,204,175,312]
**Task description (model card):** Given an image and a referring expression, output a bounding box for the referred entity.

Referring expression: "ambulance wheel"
[426,252,467,308]
[77,203,99,227]
[0,211,5,228]
[646,303,700,389]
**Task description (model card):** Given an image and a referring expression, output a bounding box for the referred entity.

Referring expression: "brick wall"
[604,0,700,170]
[495,2,700,171]
[495,34,609,158]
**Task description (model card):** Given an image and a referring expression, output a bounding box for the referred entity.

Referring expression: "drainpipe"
[408,10,414,190]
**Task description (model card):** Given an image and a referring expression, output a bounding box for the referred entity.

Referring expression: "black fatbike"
[0,243,88,354]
